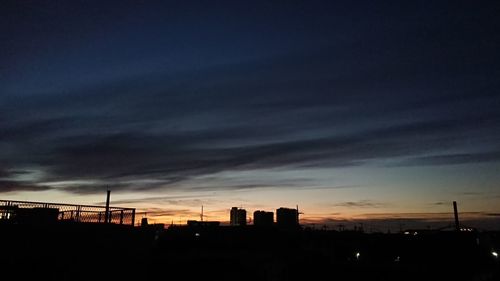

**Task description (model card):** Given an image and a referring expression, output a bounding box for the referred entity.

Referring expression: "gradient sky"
[1,1,499,230]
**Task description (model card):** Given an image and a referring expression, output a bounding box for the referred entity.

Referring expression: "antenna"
[201,205,204,222]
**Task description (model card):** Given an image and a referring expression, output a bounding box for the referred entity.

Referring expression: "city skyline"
[1,1,500,230]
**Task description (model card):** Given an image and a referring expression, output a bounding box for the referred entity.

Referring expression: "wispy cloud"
[332,200,388,208]
[398,151,500,167]
[430,201,451,206]
[0,180,51,193]
[94,194,215,205]
[486,213,500,217]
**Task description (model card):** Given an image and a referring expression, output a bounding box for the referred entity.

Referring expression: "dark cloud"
[486,213,500,217]
[1,96,499,194]
[0,180,51,193]
[98,194,215,205]
[0,168,9,178]
[398,151,500,167]
[0,168,51,193]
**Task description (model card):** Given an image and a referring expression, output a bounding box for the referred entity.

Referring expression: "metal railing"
[0,199,135,226]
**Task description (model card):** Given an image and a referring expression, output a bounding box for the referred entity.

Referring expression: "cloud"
[0,168,9,178]
[398,151,500,167]
[137,208,197,218]
[431,201,446,206]
[34,116,495,194]
[95,194,215,205]
[486,213,500,217]
[2,103,499,195]
[0,180,52,193]
[332,200,387,208]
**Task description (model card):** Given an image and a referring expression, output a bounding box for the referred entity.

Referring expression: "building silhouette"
[276,207,298,227]
[187,220,220,227]
[230,207,247,226]
[253,210,274,226]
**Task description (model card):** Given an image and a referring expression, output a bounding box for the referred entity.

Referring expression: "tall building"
[253,210,274,226]
[230,207,247,226]
[276,207,299,227]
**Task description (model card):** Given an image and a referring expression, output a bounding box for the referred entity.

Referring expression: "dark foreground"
[1,223,499,281]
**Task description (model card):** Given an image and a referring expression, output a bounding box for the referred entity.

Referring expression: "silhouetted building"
[230,207,247,226]
[4,207,60,224]
[276,207,298,227]
[187,220,220,227]
[253,210,274,226]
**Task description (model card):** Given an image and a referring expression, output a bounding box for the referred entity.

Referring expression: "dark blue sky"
[1,1,499,227]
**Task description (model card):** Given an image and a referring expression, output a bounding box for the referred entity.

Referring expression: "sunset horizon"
[2,1,499,231]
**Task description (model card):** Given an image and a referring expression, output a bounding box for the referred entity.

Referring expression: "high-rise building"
[276,207,298,227]
[230,207,237,225]
[230,207,247,226]
[253,210,274,226]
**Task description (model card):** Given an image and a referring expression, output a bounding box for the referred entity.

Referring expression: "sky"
[1,0,500,230]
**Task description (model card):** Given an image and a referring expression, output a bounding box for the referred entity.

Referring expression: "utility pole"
[201,205,204,222]
[104,189,111,224]
[453,201,460,231]
[296,205,299,225]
